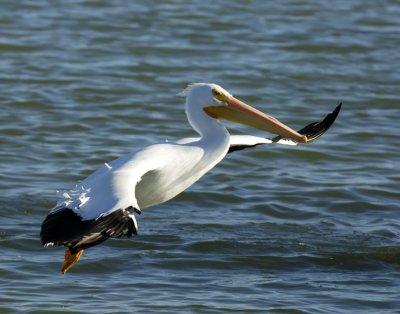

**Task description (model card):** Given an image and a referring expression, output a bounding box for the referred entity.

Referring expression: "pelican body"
[40,83,341,273]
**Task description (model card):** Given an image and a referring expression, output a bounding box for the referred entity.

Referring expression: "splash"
[55,185,91,211]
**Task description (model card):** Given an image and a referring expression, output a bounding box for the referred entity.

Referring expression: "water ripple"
[1,0,400,313]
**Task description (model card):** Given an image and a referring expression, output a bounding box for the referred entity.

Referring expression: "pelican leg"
[61,248,84,274]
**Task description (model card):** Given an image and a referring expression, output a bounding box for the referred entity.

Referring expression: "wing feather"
[228,103,342,153]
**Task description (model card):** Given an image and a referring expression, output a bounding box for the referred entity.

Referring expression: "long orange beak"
[204,95,308,143]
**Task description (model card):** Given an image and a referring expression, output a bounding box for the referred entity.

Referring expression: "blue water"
[0,1,399,313]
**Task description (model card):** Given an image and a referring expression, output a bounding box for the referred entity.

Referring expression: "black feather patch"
[228,103,342,153]
[271,103,342,143]
[228,143,261,153]
[40,206,138,253]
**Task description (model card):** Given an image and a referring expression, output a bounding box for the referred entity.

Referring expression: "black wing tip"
[227,143,259,154]
[40,207,139,251]
[269,102,342,144]
[297,102,342,143]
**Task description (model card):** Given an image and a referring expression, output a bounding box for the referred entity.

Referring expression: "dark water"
[1,0,399,313]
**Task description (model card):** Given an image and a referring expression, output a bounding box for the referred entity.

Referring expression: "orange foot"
[61,248,84,274]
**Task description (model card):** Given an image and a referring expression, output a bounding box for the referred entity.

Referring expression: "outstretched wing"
[228,103,341,153]
[40,147,159,252]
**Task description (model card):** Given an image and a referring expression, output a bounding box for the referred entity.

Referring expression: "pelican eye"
[212,89,225,101]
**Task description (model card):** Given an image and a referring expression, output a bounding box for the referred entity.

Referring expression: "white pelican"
[41,83,341,273]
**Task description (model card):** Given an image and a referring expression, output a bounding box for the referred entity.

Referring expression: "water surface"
[1,1,399,313]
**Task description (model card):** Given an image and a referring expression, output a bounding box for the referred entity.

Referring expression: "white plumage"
[40,83,341,273]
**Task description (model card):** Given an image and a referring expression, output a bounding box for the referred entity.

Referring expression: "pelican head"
[185,83,307,143]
